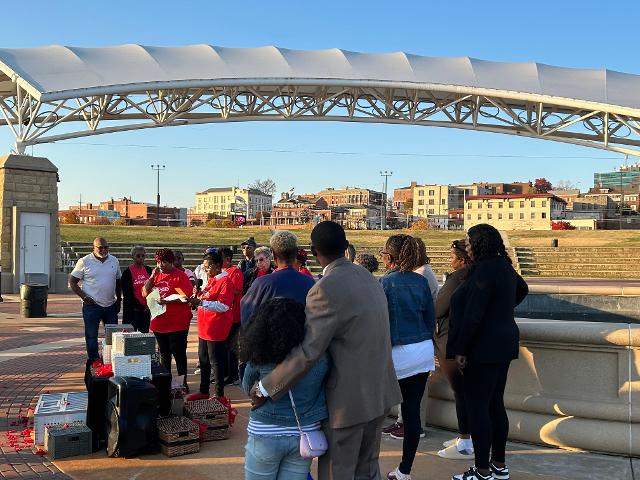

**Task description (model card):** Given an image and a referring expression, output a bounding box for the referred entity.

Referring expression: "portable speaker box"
[106,376,158,458]
[112,332,156,356]
[45,423,92,459]
[104,324,134,345]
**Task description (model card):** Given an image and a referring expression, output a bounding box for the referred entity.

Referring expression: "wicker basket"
[184,398,229,441]
[111,354,152,379]
[157,417,200,457]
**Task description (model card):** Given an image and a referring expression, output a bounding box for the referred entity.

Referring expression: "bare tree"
[248,178,276,196]
[554,179,577,190]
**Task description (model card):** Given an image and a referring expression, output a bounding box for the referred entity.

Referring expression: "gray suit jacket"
[262,257,402,429]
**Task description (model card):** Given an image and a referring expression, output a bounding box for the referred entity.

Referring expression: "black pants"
[463,361,511,470]
[198,338,228,397]
[153,330,189,377]
[438,355,470,435]
[226,322,241,382]
[398,372,429,475]
[124,308,151,333]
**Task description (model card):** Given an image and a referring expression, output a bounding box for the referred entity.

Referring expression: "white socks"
[457,437,474,452]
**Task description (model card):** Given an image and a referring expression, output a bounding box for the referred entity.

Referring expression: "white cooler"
[33,392,88,445]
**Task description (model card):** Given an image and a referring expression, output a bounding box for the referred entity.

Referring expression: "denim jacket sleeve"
[241,361,261,396]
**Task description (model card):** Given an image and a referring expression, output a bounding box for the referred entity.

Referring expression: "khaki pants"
[318,414,386,480]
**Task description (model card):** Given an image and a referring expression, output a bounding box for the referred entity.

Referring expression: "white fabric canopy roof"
[0,45,638,111]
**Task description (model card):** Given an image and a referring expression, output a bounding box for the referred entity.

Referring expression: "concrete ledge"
[529,284,640,296]
[426,318,640,456]
[517,294,640,322]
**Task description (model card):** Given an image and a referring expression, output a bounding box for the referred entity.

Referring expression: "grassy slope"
[60,224,640,248]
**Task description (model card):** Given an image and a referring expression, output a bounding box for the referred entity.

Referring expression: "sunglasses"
[94,245,109,250]
[379,249,391,257]
[134,253,145,258]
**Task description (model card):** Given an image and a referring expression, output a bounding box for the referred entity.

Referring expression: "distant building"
[270,193,331,226]
[194,187,272,220]
[464,193,566,230]
[316,187,384,207]
[412,184,464,218]
[475,182,531,194]
[594,163,640,189]
[341,206,382,230]
[393,181,417,209]
[60,197,185,225]
[548,189,581,210]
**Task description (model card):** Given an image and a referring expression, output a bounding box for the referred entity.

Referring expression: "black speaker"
[106,376,158,457]
[151,364,172,417]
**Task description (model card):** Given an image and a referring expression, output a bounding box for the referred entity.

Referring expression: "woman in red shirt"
[221,248,244,385]
[294,247,314,278]
[121,245,152,332]
[143,248,193,384]
[187,250,234,400]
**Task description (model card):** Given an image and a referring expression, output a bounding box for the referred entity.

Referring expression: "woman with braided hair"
[143,248,193,386]
[379,234,435,480]
[448,224,528,480]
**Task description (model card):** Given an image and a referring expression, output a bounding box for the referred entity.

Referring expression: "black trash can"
[551,238,559,248]
[20,283,48,318]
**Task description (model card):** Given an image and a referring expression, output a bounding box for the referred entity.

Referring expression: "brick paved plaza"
[0,294,635,480]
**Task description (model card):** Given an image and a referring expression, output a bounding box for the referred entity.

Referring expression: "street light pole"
[380,170,393,230]
[151,164,166,227]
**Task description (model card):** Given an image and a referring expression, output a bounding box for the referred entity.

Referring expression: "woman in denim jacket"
[380,234,435,480]
[240,297,330,480]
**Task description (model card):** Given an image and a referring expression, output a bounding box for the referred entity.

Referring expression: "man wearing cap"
[238,237,257,273]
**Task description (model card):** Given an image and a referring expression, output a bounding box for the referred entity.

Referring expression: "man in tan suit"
[251,221,402,479]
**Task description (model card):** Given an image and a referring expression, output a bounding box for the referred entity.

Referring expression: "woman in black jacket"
[448,224,528,480]
[121,245,153,332]
[435,239,473,460]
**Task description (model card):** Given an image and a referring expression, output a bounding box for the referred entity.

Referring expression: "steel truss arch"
[0,45,639,155]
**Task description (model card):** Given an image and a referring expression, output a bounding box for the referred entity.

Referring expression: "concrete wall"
[426,318,640,456]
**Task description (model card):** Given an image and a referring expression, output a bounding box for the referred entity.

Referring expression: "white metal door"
[19,212,50,284]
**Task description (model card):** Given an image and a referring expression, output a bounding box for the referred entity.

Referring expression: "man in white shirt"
[68,237,122,362]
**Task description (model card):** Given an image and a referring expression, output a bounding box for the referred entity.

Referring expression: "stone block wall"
[0,154,59,274]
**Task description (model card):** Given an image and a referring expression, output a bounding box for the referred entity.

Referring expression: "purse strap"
[288,391,304,434]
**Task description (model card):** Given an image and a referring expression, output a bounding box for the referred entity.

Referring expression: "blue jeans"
[245,434,311,480]
[82,303,118,361]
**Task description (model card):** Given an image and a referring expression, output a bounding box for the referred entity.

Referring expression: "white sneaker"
[443,436,460,448]
[490,462,509,480]
[452,467,492,480]
[437,444,474,460]
[194,368,201,375]
[387,467,411,480]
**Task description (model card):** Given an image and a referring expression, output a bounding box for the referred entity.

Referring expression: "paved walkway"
[0,294,636,479]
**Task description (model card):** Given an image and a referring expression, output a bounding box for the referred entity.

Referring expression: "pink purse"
[289,391,328,458]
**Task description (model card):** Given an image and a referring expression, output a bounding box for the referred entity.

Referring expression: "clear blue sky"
[0,0,637,209]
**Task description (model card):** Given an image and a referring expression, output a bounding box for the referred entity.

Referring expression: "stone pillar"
[0,154,59,293]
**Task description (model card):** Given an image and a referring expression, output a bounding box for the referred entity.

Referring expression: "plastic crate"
[112,354,152,379]
[112,332,156,356]
[34,392,88,445]
[104,324,134,345]
[45,422,92,459]
[184,398,229,441]
[157,417,199,457]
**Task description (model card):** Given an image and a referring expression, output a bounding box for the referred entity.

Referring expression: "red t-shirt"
[225,266,244,324]
[298,267,313,278]
[150,269,193,333]
[197,273,234,341]
[129,264,150,307]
